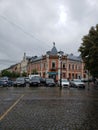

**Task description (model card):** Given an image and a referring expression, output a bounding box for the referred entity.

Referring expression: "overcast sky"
[0,0,98,70]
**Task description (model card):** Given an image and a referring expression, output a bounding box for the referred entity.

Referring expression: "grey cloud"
[0,0,98,70]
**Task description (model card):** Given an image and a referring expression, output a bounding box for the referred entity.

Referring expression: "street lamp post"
[58,53,63,89]
[60,59,62,89]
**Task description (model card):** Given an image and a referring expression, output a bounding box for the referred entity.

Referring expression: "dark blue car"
[0,79,8,87]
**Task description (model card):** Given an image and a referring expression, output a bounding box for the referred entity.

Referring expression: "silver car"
[70,79,85,88]
[14,77,26,87]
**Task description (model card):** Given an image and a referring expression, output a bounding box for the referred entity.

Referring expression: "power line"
[0,14,52,60]
[0,59,18,63]
[0,14,49,45]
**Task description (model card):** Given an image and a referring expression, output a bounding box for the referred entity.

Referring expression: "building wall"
[20,60,28,73]
[48,55,59,81]
[6,54,86,80]
[7,63,21,73]
[28,55,69,81]
[20,53,30,75]
[28,55,86,81]
[66,59,86,79]
[6,46,86,80]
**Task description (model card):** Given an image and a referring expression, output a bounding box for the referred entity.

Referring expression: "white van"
[29,74,40,79]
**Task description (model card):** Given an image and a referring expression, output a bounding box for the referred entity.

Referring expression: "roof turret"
[50,42,58,55]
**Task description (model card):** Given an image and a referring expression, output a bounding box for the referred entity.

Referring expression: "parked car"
[45,78,56,87]
[40,78,46,86]
[0,80,7,87]
[70,79,85,88]
[0,79,9,87]
[95,79,98,88]
[7,80,14,87]
[58,79,69,88]
[0,76,9,81]
[0,78,13,87]
[25,77,30,83]
[0,80,3,87]
[29,77,40,87]
[81,78,88,83]
[13,77,26,87]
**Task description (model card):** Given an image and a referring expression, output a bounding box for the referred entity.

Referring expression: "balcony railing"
[62,67,66,70]
[50,67,66,71]
[50,67,57,71]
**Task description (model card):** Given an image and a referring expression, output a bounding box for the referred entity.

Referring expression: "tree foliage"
[22,71,27,77]
[79,24,98,78]
[1,70,20,78]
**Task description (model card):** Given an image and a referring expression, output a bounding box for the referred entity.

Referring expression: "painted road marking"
[0,94,24,121]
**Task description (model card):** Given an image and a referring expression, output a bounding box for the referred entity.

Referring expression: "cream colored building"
[20,53,31,75]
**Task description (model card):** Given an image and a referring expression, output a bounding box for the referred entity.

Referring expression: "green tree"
[79,24,98,78]
[1,70,20,78]
[1,70,11,77]
[22,71,27,77]
[11,71,20,78]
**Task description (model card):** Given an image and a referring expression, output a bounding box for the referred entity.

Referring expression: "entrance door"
[49,74,56,81]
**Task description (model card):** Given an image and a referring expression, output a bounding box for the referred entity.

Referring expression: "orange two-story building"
[27,44,86,81]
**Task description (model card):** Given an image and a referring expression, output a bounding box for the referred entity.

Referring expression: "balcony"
[62,67,66,70]
[50,67,66,71]
[50,67,57,71]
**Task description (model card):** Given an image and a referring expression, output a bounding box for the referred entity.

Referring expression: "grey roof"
[47,44,58,55]
[58,51,64,56]
[67,54,82,61]
[50,46,58,55]
[31,56,43,62]
[46,51,51,55]
[26,56,32,60]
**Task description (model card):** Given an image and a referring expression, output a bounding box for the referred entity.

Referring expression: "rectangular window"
[75,65,77,70]
[52,62,55,68]
[69,64,71,70]
[63,63,66,68]
[44,63,46,69]
[72,64,74,70]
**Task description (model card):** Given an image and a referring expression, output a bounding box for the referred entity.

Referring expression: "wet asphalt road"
[0,84,98,130]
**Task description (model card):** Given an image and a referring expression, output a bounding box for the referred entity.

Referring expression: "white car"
[58,79,69,88]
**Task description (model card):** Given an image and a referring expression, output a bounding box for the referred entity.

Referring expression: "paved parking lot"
[0,85,98,130]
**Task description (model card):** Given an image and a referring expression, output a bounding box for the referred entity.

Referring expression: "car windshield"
[16,78,24,82]
[25,77,29,79]
[31,78,40,81]
[46,79,54,83]
[0,77,8,81]
[73,79,81,82]
[62,79,68,82]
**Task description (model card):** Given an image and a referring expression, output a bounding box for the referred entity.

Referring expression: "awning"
[47,72,58,75]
